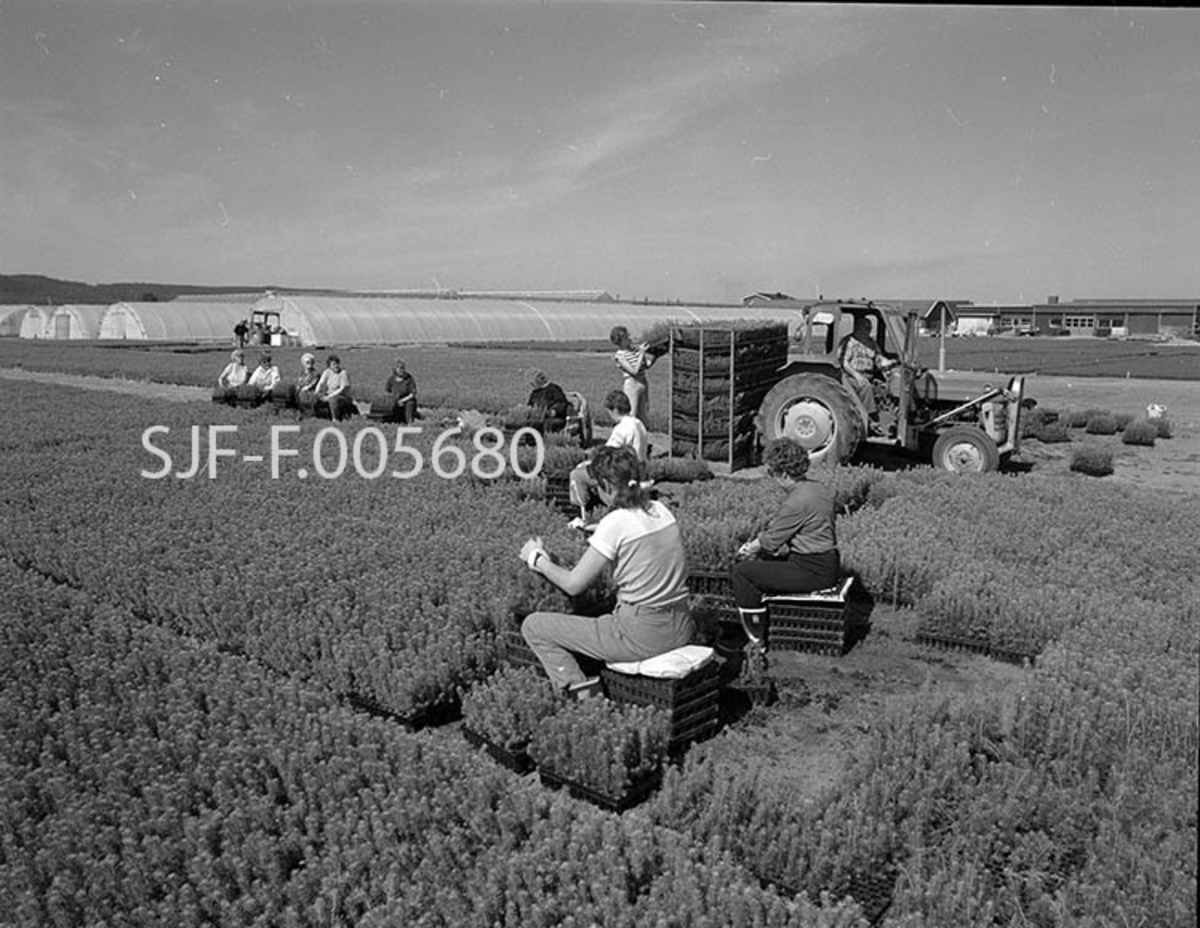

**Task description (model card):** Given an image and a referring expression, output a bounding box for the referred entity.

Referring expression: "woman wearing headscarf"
[525,368,570,432]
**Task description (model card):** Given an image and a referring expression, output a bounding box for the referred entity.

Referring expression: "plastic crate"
[689,570,734,600]
[462,725,535,775]
[600,659,720,711]
[502,629,542,670]
[668,712,720,753]
[763,580,854,655]
[538,766,661,813]
[543,473,577,514]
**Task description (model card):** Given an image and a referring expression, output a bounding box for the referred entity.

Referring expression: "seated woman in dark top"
[384,358,418,424]
[731,438,841,645]
[526,368,571,432]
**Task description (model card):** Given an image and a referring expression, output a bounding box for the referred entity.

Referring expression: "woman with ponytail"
[519,445,693,696]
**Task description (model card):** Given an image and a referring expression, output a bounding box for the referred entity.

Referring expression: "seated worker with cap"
[526,368,571,433]
[568,389,648,528]
[384,358,419,424]
[247,351,281,397]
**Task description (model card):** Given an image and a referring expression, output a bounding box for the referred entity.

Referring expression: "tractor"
[755,300,1025,473]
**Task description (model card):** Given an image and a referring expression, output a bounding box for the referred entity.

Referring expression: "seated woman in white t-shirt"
[520,445,694,695]
[568,389,647,525]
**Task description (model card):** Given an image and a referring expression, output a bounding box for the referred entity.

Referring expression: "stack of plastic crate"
[689,569,737,618]
[600,654,720,753]
[762,576,855,655]
[543,473,576,515]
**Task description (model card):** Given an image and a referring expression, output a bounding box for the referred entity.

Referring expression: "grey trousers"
[522,600,694,689]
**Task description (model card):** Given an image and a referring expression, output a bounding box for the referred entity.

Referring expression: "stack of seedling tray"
[542,473,577,515]
[668,323,788,472]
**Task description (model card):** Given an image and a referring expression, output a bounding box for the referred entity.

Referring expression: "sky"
[2,2,1198,305]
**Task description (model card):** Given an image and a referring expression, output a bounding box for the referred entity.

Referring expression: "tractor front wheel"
[931,425,1000,473]
[756,374,864,467]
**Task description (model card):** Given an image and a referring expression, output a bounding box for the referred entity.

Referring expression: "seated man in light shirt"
[568,389,648,527]
[247,351,282,397]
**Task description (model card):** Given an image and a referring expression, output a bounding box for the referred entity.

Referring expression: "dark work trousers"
[731,550,841,609]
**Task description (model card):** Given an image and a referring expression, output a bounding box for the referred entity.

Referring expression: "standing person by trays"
[731,438,841,646]
[519,445,694,698]
[610,325,659,425]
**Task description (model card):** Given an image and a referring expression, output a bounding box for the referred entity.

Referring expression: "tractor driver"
[838,314,898,432]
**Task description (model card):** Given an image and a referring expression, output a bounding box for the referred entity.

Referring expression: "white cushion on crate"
[762,576,854,604]
[606,645,715,679]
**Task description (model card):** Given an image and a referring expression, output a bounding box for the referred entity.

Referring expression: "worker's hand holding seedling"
[736,538,762,560]
[520,537,548,571]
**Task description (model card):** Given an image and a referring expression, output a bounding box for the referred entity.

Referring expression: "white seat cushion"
[606,645,715,679]
[762,576,854,604]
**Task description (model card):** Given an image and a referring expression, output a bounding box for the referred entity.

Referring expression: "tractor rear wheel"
[756,374,864,467]
[931,425,1000,473]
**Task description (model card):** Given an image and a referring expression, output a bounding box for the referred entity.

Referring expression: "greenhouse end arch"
[99,302,251,342]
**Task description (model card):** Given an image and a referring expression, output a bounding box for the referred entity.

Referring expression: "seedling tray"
[341,691,460,732]
[989,645,1037,667]
[689,570,734,599]
[916,632,991,657]
[461,725,536,775]
[538,766,662,813]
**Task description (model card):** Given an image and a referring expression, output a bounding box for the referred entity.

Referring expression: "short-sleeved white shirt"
[605,415,648,463]
[589,500,688,609]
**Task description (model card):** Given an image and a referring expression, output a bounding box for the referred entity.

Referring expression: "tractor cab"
[249,309,285,346]
[787,300,914,367]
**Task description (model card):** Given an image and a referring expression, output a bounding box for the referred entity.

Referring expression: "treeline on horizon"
[0,274,282,306]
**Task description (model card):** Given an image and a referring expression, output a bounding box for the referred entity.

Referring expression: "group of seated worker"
[214,351,357,420]
[517,436,841,698]
[214,349,280,400]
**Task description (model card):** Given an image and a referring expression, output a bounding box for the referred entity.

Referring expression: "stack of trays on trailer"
[668,323,788,472]
[601,646,721,753]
